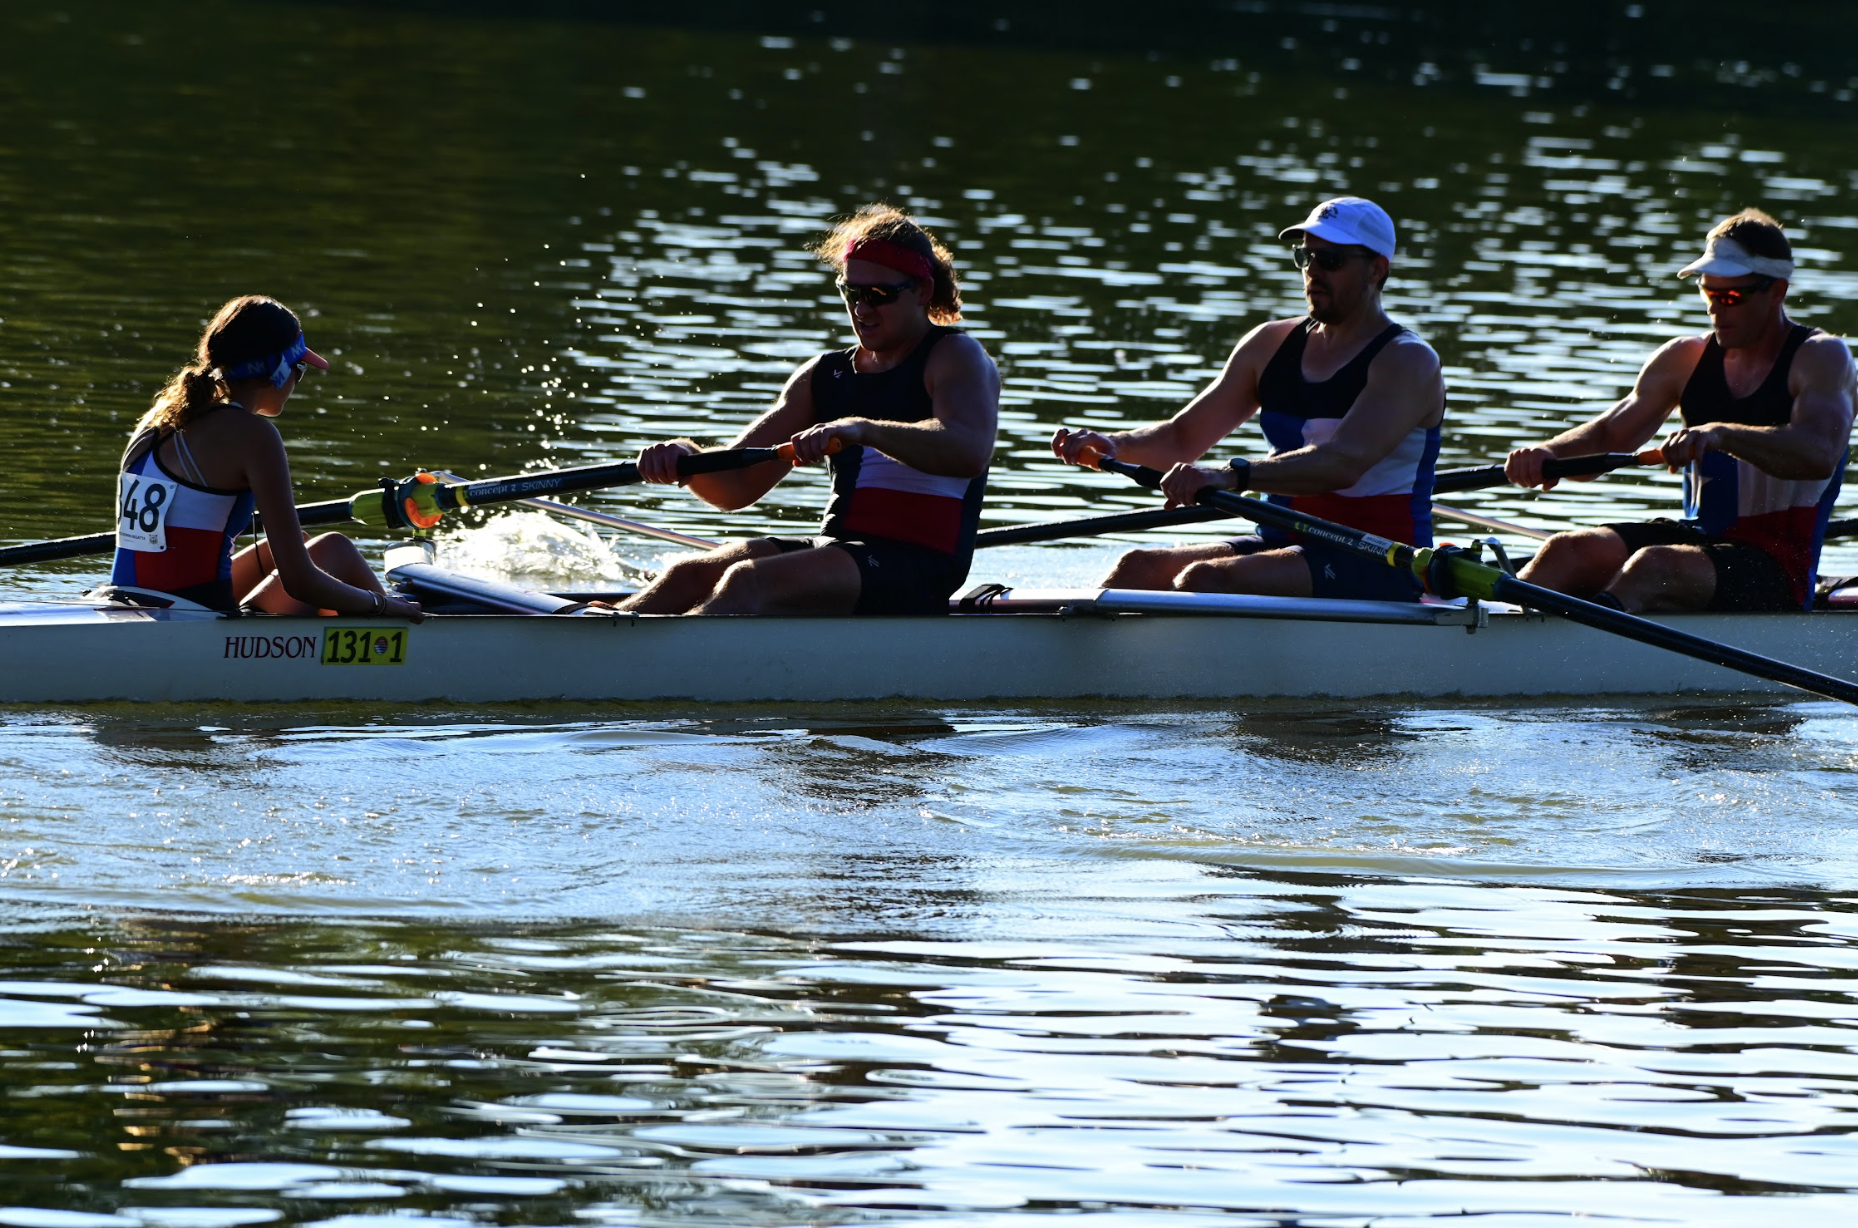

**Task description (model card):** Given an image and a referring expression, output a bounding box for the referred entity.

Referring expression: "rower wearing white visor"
[1052,196,1445,602]
[1506,209,1856,613]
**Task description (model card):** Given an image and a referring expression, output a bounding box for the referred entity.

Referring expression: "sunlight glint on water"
[0,2,1856,1223]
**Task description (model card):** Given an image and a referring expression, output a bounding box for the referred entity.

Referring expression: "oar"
[1433,450,1660,494]
[429,470,722,551]
[1089,454,1858,707]
[0,445,798,568]
[1431,504,1552,541]
[976,452,1659,549]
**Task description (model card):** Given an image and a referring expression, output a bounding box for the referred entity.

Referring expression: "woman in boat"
[112,295,423,620]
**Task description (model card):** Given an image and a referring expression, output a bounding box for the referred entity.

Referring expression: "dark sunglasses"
[836,278,917,308]
[1699,277,1775,308]
[291,361,314,381]
[1291,246,1374,272]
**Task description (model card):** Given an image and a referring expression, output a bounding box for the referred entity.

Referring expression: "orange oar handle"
[774,438,845,463]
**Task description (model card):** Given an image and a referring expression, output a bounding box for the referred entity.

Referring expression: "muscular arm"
[238,420,383,615]
[1246,335,1444,494]
[1662,334,1856,478]
[789,333,1000,476]
[639,357,822,512]
[1051,319,1292,469]
[1506,337,1697,487]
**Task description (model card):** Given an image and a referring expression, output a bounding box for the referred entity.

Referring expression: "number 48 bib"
[117,472,180,553]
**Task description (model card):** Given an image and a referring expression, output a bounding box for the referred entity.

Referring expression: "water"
[3,1,1858,1221]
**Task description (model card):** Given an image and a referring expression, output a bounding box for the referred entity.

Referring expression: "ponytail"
[128,294,304,443]
[132,363,225,439]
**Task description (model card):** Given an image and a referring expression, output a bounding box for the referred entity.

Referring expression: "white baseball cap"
[1279,197,1396,258]
[1676,234,1794,280]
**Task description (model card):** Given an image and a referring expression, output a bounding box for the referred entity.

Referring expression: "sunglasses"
[836,278,917,308]
[1699,277,1775,308]
[1291,246,1374,272]
[291,361,314,381]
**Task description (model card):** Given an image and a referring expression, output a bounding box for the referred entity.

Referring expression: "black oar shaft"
[0,447,786,567]
[1432,452,1648,494]
[977,506,1231,548]
[1096,456,1858,708]
[1487,574,1858,705]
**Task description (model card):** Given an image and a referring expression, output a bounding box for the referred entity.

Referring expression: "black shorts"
[765,535,967,616]
[1227,535,1422,602]
[1603,519,1800,612]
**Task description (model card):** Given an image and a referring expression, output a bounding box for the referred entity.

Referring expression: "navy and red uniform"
[1230,318,1442,600]
[110,422,253,611]
[1605,324,1842,611]
[767,325,986,615]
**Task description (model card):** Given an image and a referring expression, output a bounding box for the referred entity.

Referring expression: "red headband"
[844,237,935,283]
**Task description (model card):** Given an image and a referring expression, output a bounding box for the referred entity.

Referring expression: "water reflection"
[7,883,1858,1219]
[4,2,1857,589]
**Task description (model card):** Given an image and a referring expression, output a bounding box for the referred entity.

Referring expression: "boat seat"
[82,585,221,614]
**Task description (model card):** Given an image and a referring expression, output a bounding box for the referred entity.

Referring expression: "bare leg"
[1515,528,1631,597]
[698,544,862,616]
[242,534,383,615]
[1176,547,1313,597]
[1100,542,1237,590]
[1604,544,1716,613]
[617,540,779,614]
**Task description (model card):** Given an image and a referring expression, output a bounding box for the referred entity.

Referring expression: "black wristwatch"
[1226,457,1252,492]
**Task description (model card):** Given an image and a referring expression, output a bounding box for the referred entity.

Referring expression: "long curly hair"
[810,204,962,324]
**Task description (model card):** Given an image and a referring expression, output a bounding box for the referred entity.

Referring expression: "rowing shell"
[1,554,1854,704]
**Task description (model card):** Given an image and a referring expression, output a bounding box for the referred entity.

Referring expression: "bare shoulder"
[1797,331,1857,379]
[1378,329,1442,378]
[207,407,286,453]
[928,330,999,376]
[1239,316,1303,353]
[1646,333,1706,372]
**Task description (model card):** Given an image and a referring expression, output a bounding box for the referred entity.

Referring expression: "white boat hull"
[2,592,1855,704]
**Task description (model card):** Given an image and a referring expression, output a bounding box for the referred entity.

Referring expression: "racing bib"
[117,471,180,553]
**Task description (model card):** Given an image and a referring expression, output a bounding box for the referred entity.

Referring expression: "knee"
[1105,547,1174,585]
[1527,528,1623,576]
[1174,560,1225,592]
[1615,545,1682,580]
[705,560,764,614]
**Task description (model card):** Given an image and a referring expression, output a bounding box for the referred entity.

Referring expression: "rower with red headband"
[1505,208,1855,613]
[622,204,999,616]
[109,295,422,620]
[1052,196,1446,603]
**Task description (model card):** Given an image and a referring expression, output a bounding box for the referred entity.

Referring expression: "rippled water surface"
[4,1,1858,1222]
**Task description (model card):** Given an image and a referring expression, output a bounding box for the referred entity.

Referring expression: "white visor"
[1677,235,1794,280]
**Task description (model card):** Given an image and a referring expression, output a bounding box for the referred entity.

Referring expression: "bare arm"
[1050,319,1294,469]
[788,333,998,475]
[634,357,822,512]
[1153,333,1446,507]
[1505,337,1699,488]
[1661,334,1856,478]
[238,419,391,615]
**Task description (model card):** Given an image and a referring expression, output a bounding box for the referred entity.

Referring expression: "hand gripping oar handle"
[1432,450,1663,494]
[1091,454,1858,708]
[0,443,829,566]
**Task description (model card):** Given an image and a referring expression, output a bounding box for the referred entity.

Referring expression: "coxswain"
[1505,209,1855,612]
[619,204,999,615]
[1051,196,1444,601]
[112,295,423,620]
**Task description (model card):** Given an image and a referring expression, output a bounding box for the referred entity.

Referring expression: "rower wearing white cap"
[1506,208,1855,613]
[1053,196,1445,602]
